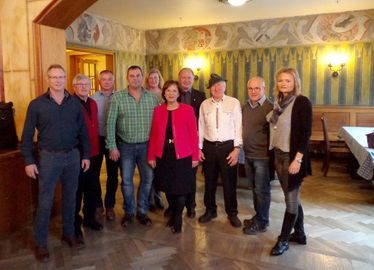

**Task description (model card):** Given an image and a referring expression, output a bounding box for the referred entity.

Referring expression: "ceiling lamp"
[219,0,250,6]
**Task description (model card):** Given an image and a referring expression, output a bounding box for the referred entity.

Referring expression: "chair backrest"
[321,113,330,152]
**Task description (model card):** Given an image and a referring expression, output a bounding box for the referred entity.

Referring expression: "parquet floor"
[1,158,374,270]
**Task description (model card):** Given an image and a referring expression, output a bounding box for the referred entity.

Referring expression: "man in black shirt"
[21,64,90,262]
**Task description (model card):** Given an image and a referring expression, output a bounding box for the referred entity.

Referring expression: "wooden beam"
[34,0,98,30]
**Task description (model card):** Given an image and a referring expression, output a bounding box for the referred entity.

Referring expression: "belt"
[39,146,76,154]
[166,139,174,144]
[204,139,233,146]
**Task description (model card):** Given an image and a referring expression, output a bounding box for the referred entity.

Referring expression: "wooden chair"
[321,113,351,177]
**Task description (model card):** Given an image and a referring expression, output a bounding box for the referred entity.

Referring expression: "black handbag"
[0,101,18,149]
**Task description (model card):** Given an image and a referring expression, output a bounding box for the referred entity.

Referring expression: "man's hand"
[199,150,205,162]
[148,160,156,169]
[226,148,240,166]
[82,159,90,172]
[109,149,120,161]
[25,164,39,179]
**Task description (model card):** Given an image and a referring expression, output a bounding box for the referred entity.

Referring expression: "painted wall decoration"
[67,13,146,54]
[146,10,374,54]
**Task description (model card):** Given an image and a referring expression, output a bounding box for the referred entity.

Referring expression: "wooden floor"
[1,158,374,270]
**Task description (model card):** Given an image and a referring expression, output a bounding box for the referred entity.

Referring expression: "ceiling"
[87,0,374,30]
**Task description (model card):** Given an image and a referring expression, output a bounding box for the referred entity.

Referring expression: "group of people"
[21,63,312,262]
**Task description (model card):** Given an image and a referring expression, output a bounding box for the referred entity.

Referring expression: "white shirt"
[198,95,242,149]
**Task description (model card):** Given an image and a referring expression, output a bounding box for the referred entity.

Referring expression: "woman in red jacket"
[148,80,199,234]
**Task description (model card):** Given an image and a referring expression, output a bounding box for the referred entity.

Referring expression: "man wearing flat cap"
[198,73,243,228]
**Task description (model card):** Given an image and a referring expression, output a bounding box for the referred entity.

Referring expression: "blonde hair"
[273,67,301,99]
[144,68,164,90]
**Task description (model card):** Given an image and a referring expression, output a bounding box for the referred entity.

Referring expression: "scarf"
[270,94,296,125]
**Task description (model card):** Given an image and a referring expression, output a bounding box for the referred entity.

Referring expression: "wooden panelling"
[0,20,4,102]
[311,106,374,142]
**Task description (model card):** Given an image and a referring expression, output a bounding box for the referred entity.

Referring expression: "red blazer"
[148,103,199,161]
[82,98,100,157]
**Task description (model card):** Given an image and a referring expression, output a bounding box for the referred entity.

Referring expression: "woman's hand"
[192,161,199,168]
[288,159,301,175]
[148,160,156,169]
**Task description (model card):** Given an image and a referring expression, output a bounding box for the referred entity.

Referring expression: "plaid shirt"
[106,87,158,149]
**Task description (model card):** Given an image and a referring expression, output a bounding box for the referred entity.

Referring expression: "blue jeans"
[244,158,271,226]
[34,148,80,246]
[118,141,153,215]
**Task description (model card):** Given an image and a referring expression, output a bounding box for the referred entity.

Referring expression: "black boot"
[74,215,83,239]
[271,211,297,256]
[289,205,307,245]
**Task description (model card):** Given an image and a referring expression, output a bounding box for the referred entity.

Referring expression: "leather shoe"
[62,235,85,250]
[136,212,152,227]
[35,245,50,262]
[83,220,103,231]
[228,215,242,228]
[289,232,307,245]
[187,209,196,218]
[244,218,269,228]
[155,201,165,210]
[198,212,217,223]
[172,227,181,234]
[270,238,289,256]
[106,208,116,221]
[121,214,134,227]
[148,204,157,213]
[166,217,175,227]
[164,207,173,217]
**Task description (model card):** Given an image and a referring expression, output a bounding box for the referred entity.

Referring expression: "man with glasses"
[72,74,103,240]
[242,77,273,235]
[91,70,119,222]
[106,65,158,228]
[21,65,90,262]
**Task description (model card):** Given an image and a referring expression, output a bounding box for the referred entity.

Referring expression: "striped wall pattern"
[146,42,374,106]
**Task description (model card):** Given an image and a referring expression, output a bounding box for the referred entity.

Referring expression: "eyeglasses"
[74,83,91,87]
[48,76,66,80]
[248,87,262,92]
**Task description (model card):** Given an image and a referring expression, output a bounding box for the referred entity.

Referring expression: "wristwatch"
[295,158,303,163]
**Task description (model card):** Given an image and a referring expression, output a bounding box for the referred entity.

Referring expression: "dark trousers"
[202,140,238,216]
[75,155,102,222]
[185,166,198,211]
[166,193,188,231]
[98,136,120,209]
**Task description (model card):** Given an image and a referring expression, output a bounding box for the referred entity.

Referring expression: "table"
[338,127,374,180]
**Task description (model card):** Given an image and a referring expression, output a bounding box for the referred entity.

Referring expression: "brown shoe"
[95,207,104,221]
[35,245,50,262]
[106,208,116,221]
[62,235,85,250]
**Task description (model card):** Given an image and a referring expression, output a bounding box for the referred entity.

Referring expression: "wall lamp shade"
[185,58,203,80]
[327,54,348,77]
[219,0,249,6]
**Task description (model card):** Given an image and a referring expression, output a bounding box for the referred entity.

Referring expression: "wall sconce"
[185,58,203,80]
[327,54,348,78]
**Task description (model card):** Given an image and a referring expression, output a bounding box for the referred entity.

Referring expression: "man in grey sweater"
[242,77,273,235]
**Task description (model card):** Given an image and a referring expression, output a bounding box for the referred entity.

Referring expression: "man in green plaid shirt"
[106,65,158,227]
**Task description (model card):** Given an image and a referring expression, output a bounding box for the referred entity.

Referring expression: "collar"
[211,94,226,103]
[183,88,192,94]
[248,95,266,108]
[98,89,115,96]
[46,89,70,100]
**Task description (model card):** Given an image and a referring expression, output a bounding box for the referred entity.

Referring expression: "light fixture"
[219,0,250,6]
[185,58,203,80]
[327,53,348,77]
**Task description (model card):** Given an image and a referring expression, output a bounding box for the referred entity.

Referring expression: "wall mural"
[66,13,146,54]
[146,10,374,54]
[67,10,374,107]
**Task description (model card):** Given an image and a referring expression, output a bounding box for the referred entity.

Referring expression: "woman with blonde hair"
[144,68,165,105]
[266,67,312,256]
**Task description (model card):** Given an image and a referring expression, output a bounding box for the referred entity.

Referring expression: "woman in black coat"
[266,67,312,256]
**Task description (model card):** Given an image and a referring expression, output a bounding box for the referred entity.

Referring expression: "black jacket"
[288,95,313,190]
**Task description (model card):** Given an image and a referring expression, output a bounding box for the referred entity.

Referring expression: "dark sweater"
[242,99,273,159]
[21,89,90,165]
